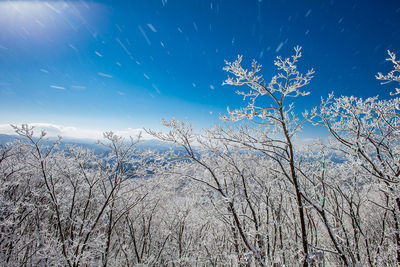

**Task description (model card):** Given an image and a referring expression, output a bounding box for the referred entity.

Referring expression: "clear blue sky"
[0,0,399,138]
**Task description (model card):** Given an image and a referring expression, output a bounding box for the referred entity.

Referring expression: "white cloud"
[0,123,154,141]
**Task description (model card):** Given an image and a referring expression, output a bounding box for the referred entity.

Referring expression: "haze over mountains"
[0,133,173,153]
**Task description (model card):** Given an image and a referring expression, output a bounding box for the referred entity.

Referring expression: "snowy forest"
[1,47,400,266]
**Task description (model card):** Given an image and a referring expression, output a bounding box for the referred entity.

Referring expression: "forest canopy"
[1,48,400,266]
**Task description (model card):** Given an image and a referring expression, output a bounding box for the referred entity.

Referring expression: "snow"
[147,23,157,32]
[50,85,65,90]
[97,73,112,78]
[116,38,134,60]
[138,25,151,45]
[275,42,284,52]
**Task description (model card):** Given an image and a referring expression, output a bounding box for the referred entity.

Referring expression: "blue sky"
[0,0,399,139]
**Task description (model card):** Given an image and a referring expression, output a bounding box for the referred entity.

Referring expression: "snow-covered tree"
[376,50,400,95]
[219,46,319,266]
[309,49,400,266]
[2,48,400,267]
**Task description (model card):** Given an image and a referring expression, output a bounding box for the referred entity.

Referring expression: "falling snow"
[138,25,151,45]
[116,37,134,60]
[71,85,86,90]
[50,85,65,90]
[1,0,399,144]
[68,44,78,52]
[147,23,157,32]
[152,84,161,94]
[97,73,113,78]
[275,42,284,52]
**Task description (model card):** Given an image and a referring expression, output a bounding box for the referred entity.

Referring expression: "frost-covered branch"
[376,50,400,95]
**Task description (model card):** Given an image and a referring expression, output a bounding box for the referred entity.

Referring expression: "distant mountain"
[0,134,17,144]
[0,134,175,153]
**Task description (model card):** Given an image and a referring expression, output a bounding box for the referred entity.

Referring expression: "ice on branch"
[221,46,314,136]
[376,50,400,95]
